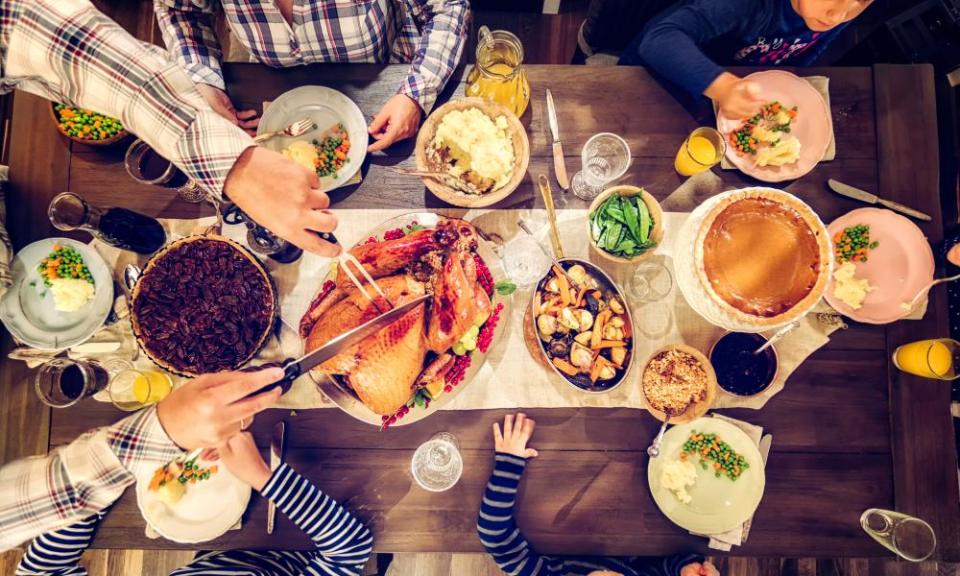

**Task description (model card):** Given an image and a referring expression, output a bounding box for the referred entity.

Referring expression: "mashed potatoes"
[661,458,698,504]
[49,278,95,312]
[283,140,319,172]
[756,136,801,167]
[832,261,874,310]
[431,108,515,193]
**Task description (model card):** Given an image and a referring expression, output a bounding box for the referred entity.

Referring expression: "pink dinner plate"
[716,70,832,183]
[824,208,934,324]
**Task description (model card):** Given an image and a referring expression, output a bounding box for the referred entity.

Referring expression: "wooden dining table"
[4,63,959,560]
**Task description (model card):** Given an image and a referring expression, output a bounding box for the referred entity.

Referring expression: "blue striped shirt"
[477,453,701,576]
[16,464,373,576]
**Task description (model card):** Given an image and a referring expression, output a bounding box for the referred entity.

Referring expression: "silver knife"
[739,433,772,544]
[827,179,932,221]
[266,420,285,535]
[251,294,430,397]
[545,89,569,191]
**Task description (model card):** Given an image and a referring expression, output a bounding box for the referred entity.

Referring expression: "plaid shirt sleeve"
[398,0,469,113]
[0,0,254,197]
[0,407,183,552]
[154,0,227,90]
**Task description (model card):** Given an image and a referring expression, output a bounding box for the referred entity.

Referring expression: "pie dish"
[131,235,277,376]
[694,188,832,328]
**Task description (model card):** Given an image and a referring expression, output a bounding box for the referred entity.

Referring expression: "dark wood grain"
[10,64,953,559]
[874,64,960,561]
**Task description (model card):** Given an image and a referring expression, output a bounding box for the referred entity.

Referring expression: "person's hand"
[218,432,272,491]
[681,561,720,576]
[493,413,538,459]
[196,84,260,135]
[224,146,341,256]
[706,72,763,119]
[368,94,422,152]
[156,367,284,451]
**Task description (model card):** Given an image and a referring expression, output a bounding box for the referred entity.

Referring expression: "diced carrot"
[552,357,580,377]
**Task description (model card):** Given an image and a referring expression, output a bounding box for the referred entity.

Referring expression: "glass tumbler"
[411,432,464,492]
[571,133,632,201]
[35,358,109,408]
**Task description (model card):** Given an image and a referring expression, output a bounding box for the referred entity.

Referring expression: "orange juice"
[132,370,173,404]
[893,339,958,379]
[675,132,721,176]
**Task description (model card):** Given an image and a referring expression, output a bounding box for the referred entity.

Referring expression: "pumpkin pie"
[695,188,831,327]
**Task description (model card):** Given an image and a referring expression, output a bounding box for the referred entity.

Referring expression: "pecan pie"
[131,236,276,376]
[695,188,831,327]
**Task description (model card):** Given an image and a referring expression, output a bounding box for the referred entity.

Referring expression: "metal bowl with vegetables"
[531,258,635,392]
[587,185,664,263]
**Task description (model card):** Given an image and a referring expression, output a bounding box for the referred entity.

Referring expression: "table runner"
[67,204,842,413]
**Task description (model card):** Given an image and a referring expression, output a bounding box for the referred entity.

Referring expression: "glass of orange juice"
[675,127,725,176]
[892,338,960,380]
[108,366,173,411]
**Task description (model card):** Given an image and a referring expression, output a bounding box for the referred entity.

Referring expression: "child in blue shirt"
[621,0,874,117]
[477,413,718,576]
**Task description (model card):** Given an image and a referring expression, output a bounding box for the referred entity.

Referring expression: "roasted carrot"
[552,357,580,377]
[593,340,627,350]
[591,310,611,349]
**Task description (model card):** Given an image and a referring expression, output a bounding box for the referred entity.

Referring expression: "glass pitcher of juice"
[465,26,530,117]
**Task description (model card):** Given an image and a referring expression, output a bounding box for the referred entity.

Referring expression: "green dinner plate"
[648,417,766,535]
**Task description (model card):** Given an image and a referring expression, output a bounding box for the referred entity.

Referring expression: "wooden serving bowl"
[587,185,664,264]
[415,97,529,208]
[50,102,129,146]
[641,343,718,424]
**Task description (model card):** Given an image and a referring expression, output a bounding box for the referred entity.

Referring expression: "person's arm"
[478,453,561,576]
[0,369,284,552]
[629,0,757,97]
[262,464,374,573]
[1,0,250,197]
[399,0,469,114]
[0,408,179,552]
[153,0,226,91]
[15,513,104,576]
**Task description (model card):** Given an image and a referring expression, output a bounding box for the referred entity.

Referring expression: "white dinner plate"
[0,238,114,351]
[258,85,367,191]
[136,458,251,544]
[648,417,766,535]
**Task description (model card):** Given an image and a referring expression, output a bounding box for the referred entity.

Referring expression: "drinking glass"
[411,432,464,492]
[108,365,173,411]
[502,235,552,288]
[48,192,167,255]
[125,139,205,203]
[861,508,936,562]
[892,338,960,380]
[628,261,673,303]
[674,127,725,177]
[35,358,109,408]
[571,133,631,201]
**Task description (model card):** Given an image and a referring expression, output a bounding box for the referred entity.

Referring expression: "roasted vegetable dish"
[534,262,632,391]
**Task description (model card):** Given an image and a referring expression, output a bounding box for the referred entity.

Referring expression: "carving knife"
[545,89,569,191]
[248,294,430,398]
[266,420,285,535]
[827,179,931,221]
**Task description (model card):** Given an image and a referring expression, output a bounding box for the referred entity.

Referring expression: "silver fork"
[253,118,316,144]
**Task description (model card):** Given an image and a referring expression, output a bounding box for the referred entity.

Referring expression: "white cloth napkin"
[689,413,772,550]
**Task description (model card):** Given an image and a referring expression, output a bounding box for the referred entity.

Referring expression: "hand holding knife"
[545,89,569,191]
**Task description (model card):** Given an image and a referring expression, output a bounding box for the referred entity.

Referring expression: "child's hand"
[681,561,720,576]
[218,432,272,492]
[706,72,763,119]
[493,413,539,459]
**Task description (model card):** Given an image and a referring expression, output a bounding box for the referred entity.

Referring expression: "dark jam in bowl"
[710,332,777,396]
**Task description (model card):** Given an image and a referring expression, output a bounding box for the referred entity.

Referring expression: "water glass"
[502,235,552,288]
[628,261,673,303]
[35,358,109,408]
[571,133,631,201]
[411,432,464,492]
[861,508,936,562]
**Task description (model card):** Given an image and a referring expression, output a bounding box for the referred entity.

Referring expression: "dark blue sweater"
[621,0,848,96]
